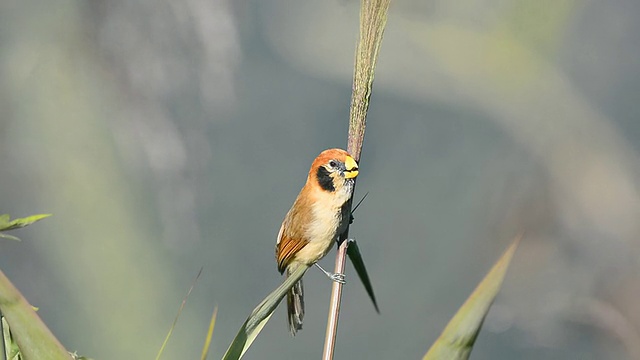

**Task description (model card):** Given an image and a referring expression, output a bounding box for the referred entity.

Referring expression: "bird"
[275,148,359,335]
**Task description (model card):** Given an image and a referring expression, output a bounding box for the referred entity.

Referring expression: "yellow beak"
[344,155,359,179]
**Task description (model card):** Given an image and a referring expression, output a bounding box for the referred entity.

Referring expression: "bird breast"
[296,184,352,263]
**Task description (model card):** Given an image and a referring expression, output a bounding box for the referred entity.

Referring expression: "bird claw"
[329,273,346,284]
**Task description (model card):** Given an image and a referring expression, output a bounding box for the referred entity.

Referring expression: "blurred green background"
[2,0,640,359]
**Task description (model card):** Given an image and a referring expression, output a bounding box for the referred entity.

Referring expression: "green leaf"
[222,265,308,360]
[347,239,379,313]
[0,214,52,241]
[423,236,521,360]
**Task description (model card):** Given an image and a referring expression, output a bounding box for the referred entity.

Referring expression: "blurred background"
[1,0,640,359]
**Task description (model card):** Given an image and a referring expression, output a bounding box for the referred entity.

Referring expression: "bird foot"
[314,263,346,284]
[329,272,346,284]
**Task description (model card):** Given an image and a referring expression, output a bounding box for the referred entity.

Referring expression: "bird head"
[308,148,359,193]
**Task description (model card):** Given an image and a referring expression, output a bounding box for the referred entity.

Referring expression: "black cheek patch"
[316,166,335,192]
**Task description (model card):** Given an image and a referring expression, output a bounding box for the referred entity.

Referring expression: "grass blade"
[423,235,521,360]
[200,306,218,360]
[346,240,379,313]
[0,269,70,360]
[155,267,203,360]
[222,265,308,360]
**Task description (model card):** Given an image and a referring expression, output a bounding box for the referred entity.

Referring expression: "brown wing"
[275,221,309,274]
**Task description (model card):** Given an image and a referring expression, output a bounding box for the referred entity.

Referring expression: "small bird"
[275,148,359,335]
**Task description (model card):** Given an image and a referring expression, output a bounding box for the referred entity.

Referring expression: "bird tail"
[286,268,304,336]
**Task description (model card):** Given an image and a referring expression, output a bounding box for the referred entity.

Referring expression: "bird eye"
[328,160,338,169]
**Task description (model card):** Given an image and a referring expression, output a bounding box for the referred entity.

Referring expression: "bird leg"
[314,263,346,284]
